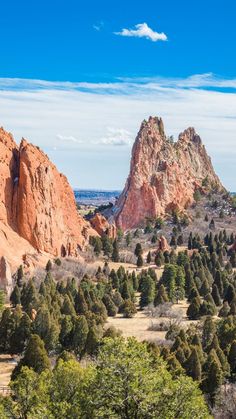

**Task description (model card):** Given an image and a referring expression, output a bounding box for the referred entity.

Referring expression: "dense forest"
[1,223,236,416]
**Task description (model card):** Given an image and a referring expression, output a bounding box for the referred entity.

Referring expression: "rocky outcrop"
[0,128,97,269]
[157,236,169,253]
[0,256,13,297]
[90,213,117,239]
[114,116,224,230]
[17,139,96,256]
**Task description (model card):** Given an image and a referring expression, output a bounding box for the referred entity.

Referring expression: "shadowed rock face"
[0,128,97,267]
[114,116,224,231]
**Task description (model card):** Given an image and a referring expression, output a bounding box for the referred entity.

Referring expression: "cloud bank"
[0,74,236,190]
[114,23,167,42]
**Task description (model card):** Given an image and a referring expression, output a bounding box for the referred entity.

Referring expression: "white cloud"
[0,75,236,189]
[56,134,82,144]
[114,23,167,42]
[96,127,132,146]
[93,21,104,31]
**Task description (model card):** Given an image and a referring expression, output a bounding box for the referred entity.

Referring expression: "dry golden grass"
[0,354,16,387]
[106,299,196,343]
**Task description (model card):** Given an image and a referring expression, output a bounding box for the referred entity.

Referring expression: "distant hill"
[74,189,121,206]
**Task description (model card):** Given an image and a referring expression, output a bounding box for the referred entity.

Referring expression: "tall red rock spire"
[0,128,97,268]
[114,116,224,230]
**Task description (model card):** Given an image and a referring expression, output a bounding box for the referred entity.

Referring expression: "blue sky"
[0,0,236,189]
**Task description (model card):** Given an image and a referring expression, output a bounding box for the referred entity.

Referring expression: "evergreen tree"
[112,240,119,262]
[175,267,185,302]
[185,347,202,381]
[219,301,230,317]
[12,334,50,379]
[121,281,131,300]
[134,243,143,257]
[46,260,52,272]
[202,349,223,401]
[187,298,200,320]
[230,251,236,268]
[225,284,236,304]
[72,315,89,358]
[154,284,169,305]
[146,251,151,264]
[228,340,236,375]
[86,325,100,355]
[125,232,132,247]
[61,295,76,316]
[211,283,221,306]
[136,254,144,268]
[140,276,155,308]
[121,299,137,318]
[10,285,21,307]
[202,316,216,349]
[16,265,24,288]
[102,294,118,316]
[74,288,88,315]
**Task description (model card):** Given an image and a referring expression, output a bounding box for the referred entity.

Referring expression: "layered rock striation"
[114,116,224,230]
[0,127,96,268]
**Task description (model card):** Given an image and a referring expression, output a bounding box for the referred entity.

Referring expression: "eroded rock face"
[157,236,169,253]
[114,116,224,230]
[0,128,97,268]
[17,140,96,256]
[90,213,117,239]
[0,256,13,297]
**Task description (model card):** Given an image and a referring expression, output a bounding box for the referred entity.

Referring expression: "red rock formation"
[115,116,224,230]
[157,236,169,253]
[90,213,117,239]
[0,128,97,269]
[17,139,96,256]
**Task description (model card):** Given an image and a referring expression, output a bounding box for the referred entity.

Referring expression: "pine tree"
[175,267,185,302]
[16,265,24,288]
[72,315,89,358]
[75,288,88,314]
[140,276,155,308]
[199,278,210,296]
[10,285,21,307]
[102,294,118,316]
[154,285,169,306]
[121,281,130,300]
[112,240,119,262]
[46,260,53,272]
[134,243,142,257]
[230,251,236,268]
[187,298,200,320]
[146,251,151,264]
[121,299,137,318]
[219,301,230,317]
[185,347,202,381]
[211,283,221,306]
[125,232,132,247]
[228,340,236,375]
[11,313,31,354]
[137,254,144,267]
[86,325,100,355]
[225,284,236,304]
[230,299,236,315]
[12,334,50,379]
[61,295,76,316]
[202,349,223,401]
[202,316,216,349]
